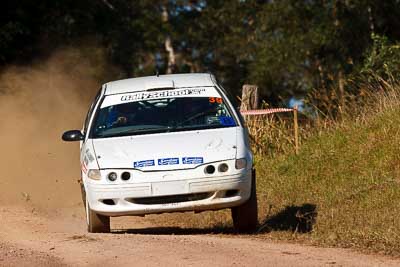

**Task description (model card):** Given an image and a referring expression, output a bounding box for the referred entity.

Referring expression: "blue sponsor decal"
[158,158,179,165]
[219,116,236,126]
[182,157,204,164]
[134,160,155,168]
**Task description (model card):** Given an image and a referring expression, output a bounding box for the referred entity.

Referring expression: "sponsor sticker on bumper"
[158,158,179,165]
[182,157,204,164]
[134,160,155,168]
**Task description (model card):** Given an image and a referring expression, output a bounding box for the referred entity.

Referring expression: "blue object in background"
[288,97,305,112]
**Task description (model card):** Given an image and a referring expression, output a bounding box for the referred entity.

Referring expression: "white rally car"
[62,73,257,233]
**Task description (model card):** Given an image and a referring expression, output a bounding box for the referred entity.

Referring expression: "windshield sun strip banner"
[101,87,221,108]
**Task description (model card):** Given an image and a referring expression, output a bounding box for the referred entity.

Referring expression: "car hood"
[92,127,237,171]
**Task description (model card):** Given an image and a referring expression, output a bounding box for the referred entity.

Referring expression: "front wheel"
[86,199,110,233]
[231,169,258,233]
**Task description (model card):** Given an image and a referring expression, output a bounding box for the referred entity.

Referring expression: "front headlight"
[87,169,101,180]
[235,158,247,170]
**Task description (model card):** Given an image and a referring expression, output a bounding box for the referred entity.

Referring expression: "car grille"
[127,192,212,205]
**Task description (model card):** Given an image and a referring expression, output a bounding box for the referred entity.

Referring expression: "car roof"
[104,73,216,95]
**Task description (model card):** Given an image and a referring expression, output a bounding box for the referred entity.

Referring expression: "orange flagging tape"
[240,108,294,115]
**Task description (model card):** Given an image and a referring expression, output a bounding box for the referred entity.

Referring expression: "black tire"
[86,199,110,233]
[231,169,258,233]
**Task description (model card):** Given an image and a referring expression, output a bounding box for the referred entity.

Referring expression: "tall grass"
[247,74,400,155]
[246,115,298,155]
[254,76,400,255]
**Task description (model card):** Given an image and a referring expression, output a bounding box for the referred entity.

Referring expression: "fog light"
[235,158,247,170]
[121,172,131,181]
[108,172,118,181]
[87,169,101,180]
[218,163,229,172]
[204,165,215,174]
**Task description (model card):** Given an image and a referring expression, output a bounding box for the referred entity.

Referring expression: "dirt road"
[1,53,399,267]
[0,205,398,267]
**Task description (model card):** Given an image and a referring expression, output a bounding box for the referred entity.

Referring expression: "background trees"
[1,0,400,109]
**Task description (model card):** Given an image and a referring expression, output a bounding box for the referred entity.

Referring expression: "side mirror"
[62,130,84,142]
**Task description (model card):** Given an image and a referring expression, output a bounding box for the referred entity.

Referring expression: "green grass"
[256,106,400,255]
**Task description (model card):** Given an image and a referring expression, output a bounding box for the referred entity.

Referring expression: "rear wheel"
[86,198,110,233]
[231,169,258,233]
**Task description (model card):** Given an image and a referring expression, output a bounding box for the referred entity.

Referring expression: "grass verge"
[256,101,400,255]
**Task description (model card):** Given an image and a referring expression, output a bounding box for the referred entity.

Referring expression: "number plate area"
[152,181,189,196]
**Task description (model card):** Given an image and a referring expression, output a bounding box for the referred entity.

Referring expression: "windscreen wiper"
[177,109,216,127]
[99,126,173,138]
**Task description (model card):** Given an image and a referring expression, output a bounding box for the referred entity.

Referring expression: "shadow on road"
[258,203,317,233]
[111,203,317,235]
[112,226,236,235]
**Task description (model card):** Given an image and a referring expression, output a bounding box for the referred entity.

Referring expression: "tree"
[2,0,400,109]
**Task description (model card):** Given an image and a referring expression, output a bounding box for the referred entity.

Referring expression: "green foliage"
[249,0,372,102]
[361,34,400,81]
[1,0,400,105]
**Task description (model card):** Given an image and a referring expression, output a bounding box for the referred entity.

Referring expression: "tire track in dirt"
[0,241,66,267]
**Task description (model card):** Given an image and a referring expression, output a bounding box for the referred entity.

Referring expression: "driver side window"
[84,88,102,135]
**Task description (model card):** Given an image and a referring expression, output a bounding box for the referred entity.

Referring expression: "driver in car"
[106,103,137,127]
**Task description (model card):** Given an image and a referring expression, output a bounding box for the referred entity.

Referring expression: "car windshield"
[91,94,237,138]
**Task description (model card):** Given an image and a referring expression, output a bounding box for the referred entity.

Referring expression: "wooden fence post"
[293,106,299,155]
[240,84,260,112]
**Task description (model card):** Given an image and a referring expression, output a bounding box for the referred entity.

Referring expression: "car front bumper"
[85,170,252,217]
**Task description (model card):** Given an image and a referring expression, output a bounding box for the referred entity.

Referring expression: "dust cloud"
[0,48,109,210]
